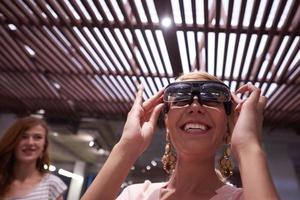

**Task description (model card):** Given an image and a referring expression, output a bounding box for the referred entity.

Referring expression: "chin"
[18,157,39,163]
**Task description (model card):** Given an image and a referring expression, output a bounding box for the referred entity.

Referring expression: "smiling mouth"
[181,122,210,133]
[22,148,37,153]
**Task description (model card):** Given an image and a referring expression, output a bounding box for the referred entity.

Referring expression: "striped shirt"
[6,173,67,200]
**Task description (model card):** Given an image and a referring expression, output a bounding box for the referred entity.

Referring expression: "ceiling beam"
[154,0,182,77]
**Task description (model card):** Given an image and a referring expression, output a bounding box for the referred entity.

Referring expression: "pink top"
[117,180,243,200]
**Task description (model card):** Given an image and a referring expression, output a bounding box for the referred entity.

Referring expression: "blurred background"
[0,0,299,199]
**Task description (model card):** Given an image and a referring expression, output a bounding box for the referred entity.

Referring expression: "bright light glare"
[37,109,45,114]
[58,168,83,180]
[151,160,157,166]
[49,165,56,172]
[162,17,172,27]
[24,45,35,56]
[89,140,94,147]
[8,24,17,30]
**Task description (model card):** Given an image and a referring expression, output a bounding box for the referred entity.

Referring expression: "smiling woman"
[81,71,279,200]
[0,117,67,200]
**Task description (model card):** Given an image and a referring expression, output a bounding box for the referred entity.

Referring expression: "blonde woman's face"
[164,81,228,158]
[14,125,46,164]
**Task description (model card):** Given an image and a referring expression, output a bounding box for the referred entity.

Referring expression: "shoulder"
[117,180,166,200]
[213,184,243,200]
[43,173,67,197]
[44,174,65,186]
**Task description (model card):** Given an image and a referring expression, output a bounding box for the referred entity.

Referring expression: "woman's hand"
[230,83,268,156]
[119,85,164,156]
[81,86,164,200]
[230,84,279,199]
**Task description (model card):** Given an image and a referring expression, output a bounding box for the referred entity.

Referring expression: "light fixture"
[151,160,157,166]
[49,165,56,172]
[37,109,45,115]
[53,82,61,89]
[89,140,95,147]
[58,168,83,181]
[24,45,35,56]
[8,24,17,31]
[161,17,172,28]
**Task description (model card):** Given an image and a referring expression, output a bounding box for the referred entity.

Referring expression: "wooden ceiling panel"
[0,0,299,130]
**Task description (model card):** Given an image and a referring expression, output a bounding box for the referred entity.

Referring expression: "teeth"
[184,123,208,131]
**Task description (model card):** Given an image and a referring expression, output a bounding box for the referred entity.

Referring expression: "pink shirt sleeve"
[116,181,243,200]
[116,180,153,200]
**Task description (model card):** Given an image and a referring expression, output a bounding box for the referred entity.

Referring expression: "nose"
[188,96,205,114]
[27,136,35,145]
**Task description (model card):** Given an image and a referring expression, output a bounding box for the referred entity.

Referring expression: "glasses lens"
[164,81,231,106]
[200,83,231,102]
[169,92,192,106]
[164,83,191,101]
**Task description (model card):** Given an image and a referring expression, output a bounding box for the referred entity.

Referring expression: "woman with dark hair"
[0,116,67,200]
[81,71,278,200]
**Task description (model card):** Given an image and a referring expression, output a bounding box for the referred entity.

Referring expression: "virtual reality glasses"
[163,81,232,115]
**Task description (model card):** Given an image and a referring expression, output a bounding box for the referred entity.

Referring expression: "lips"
[22,148,37,154]
[180,121,211,134]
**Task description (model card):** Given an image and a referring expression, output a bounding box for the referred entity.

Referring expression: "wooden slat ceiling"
[0,0,299,130]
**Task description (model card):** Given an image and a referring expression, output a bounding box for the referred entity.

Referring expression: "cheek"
[14,143,23,159]
[165,111,175,129]
[41,139,47,151]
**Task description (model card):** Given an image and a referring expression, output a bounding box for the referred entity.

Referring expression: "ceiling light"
[151,160,157,166]
[53,82,61,89]
[161,17,172,27]
[8,24,17,31]
[98,148,105,155]
[146,165,151,170]
[58,168,83,180]
[89,140,95,147]
[37,109,45,115]
[24,45,35,56]
[49,165,56,172]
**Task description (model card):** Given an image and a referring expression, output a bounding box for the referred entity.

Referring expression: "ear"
[223,124,231,143]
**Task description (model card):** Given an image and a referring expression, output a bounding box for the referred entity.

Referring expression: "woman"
[0,116,67,200]
[81,71,279,199]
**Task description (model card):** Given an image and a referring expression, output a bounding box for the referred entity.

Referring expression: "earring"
[161,132,176,174]
[218,143,233,179]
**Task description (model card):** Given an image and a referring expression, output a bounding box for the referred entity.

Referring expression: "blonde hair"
[176,71,223,82]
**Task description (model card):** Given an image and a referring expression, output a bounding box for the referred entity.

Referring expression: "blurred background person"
[0,116,67,200]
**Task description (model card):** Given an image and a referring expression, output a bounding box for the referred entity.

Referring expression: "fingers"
[129,85,164,120]
[128,85,145,120]
[257,96,268,115]
[231,93,243,105]
[133,84,144,107]
[236,83,261,105]
[142,88,164,112]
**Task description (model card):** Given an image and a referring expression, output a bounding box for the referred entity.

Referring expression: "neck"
[13,161,41,180]
[167,154,224,193]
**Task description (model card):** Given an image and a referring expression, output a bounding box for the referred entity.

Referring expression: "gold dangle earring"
[218,135,233,179]
[161,131,176,174]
